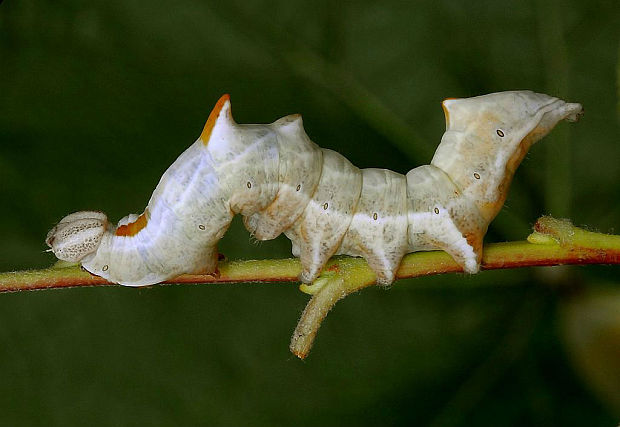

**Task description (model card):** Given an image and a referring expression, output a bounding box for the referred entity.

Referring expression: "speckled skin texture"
[46,91,583,286]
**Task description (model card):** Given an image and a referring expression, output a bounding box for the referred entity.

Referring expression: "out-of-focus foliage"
[0,0,618,425]
[561,287,620,415]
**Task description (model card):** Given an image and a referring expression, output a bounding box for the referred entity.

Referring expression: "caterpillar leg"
[284,149,363,283]
[336,169,409,286]
[406,165,486,274]
[407,205,482,273]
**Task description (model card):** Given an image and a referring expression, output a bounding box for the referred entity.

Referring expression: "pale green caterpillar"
[46,91,583,286]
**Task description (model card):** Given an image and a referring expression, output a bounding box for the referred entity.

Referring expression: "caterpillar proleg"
[46,91,583,286]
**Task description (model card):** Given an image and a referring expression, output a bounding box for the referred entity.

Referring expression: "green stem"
[1,217,619,358]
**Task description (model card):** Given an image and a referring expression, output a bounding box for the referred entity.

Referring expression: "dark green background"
[1,1,619,425]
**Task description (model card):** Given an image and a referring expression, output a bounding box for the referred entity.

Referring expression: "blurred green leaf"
[560,286,620,416]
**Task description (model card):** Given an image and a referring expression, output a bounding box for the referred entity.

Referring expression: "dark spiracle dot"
[473,172,481,180]
[296,184,301,192]
[434,207,440,214]
[102,265,109,272]
[198,224,206,231]
[496,129,505,137]
[373,212,378,221]
[323,202,329,210]
[246,181,252,189]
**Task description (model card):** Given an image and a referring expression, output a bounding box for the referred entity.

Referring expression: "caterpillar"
[46,91,583,287]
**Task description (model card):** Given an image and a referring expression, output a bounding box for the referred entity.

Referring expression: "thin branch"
[1,216,619,358]
[290,216,620,358]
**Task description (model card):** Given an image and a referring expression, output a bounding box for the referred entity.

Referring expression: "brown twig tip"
[0,216,618,359]
[533,216,578,243]
[527,216,620,264]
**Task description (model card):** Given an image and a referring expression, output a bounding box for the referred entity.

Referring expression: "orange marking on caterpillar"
[200,94,230,145]
[442,98,457,127]
[115,211,149,236]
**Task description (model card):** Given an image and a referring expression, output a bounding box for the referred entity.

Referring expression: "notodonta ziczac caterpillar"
[46,91,583,287]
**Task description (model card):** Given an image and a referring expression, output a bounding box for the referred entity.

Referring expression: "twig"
[1,216,618,358]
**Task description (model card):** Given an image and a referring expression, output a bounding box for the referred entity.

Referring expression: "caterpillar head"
[432,91,583,222]
[46,211,108,263]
